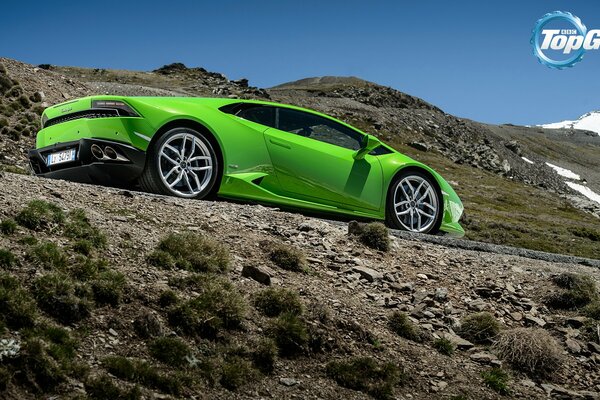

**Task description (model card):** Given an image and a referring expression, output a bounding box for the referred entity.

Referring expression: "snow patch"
[545,162,581,180]
[521,157,534,164]
[539,111,600,136]
[566,182,600,205]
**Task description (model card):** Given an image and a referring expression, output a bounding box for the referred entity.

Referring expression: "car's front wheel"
[139,127,219,199]
[386,170,442,234]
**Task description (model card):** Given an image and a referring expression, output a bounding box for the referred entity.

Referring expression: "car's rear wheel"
[386,170,442,234]
[139,127,219,199]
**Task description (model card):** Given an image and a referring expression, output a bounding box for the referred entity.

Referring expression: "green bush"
[270,312,308,357]
[33,273,92,324]
[268,242,307,272]
[433,337,454,356]
[546,273,598,309]
[481,368,510,395]
[388,312,422,342]
[72,239,92,255]
[18,338,65,392]
[168,276,245,338]
[64,209,107,248]
[148,337,191,367]
[359,222,390,251]
[0,219,16,235]
[220,356,257,391]
[85,374,142,400]
[148,232,229,273]
[91,270,126,306]
[0,274,37,329]
[158,290,179,307]
[0,248,16,268]
[458,312,501,344]
[103,356,183,395]
[254,288,302,317]
[69,256,107,281]
[16,200,64,230]
[251,338,277,374]
[326,357,403,400]
[27,242,67,270]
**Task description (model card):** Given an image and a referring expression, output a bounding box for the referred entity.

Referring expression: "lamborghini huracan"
[29,96,464,235]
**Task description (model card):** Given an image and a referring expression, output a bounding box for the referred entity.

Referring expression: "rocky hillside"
[1,172,600,399]
[0,57,599,258]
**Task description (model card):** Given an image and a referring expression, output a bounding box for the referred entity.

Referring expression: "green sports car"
[29,96,464,236]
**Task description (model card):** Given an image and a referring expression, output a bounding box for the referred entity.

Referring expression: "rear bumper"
[28,139,146,186]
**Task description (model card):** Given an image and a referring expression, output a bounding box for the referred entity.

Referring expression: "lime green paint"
[37,95,464,236]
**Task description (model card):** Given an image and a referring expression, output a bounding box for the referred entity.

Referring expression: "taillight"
[91,100,140,117]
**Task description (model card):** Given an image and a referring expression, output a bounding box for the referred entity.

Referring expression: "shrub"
[359,222,390,251]
[64,209,107,248]
[584,301,600,320]
[85,374,142,400]
[103,356,183,395]
[481,368,510,395]
[458,312,501,344]
[27,242,67,270]
[0,248,15,268]
[268,242,307,272]
[168,276,245,338]
[0,219,16,235]
[18,338,65,392]
[0,274,37,329]
[148,232,229,273]
[254,288,302,317]
[158,290,179,307]
[546,273,598,309]
[251,338,277,374]
[388,312,422,342]
[433,337,454,356]
[326,357,403,400]
[16,200,64,230]
[33,273,92,324]
[493,328,564,378]
[91,270,125,306]
[270,312,308,357]
[220,356,257,391]
[148,337,191,367]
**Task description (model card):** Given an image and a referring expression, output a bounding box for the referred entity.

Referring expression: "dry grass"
[493,328,564,378]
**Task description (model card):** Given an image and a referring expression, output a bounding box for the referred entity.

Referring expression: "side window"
[236,106,276,128]
[276,108,362,150]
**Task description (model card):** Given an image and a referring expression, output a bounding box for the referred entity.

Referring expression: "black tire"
[385,170,443,234]
[138,127,219,199]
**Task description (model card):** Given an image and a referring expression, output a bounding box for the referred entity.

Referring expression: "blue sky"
[1,0,599,125]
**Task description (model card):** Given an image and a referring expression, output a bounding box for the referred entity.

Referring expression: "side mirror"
[353,135,381,160]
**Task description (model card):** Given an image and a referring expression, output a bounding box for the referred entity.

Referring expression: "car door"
[264,107,384,211]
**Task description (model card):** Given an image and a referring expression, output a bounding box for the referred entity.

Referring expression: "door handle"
[269,138,291,149]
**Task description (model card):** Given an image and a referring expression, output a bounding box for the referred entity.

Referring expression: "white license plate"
[46,149,76,166]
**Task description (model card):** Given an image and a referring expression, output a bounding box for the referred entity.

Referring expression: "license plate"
[46,149,76,166]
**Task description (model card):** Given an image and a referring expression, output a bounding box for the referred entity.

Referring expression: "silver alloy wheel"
[158,132,213,198]
[393,175,438,233]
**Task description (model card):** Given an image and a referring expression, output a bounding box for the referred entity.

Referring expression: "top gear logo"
[531,11,600,69]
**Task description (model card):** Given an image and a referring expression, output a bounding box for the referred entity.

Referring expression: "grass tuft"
[254,287,302,317]
[546,273,598,309]
[167,275,245,338]
[85,374,142,400]
[148,232,229,273]
[388,311,422,342]
[270,312,309,357]
[0,274,37,329]
[326,357,403,400]
[91,270,126,306]
[103,356,183,395]
[359,222,390,252]
[0,219,17,235]
[33,273,92,324]
[16,200,64,231]
[0,248,16,268]
[267,242,308,272]
[433,337,454,356]
[27,242,67,270]
[148,336,191,367]
[481,368,510,395]
[219,356,257,391]
[458,312,501,344]
[251,338,277,374]
[64,209,107,248]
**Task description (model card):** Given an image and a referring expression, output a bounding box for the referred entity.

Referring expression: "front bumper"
[29,138,146,187]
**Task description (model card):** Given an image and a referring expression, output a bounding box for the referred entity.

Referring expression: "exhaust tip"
[91,144,104,159]
[104,146,118,160]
